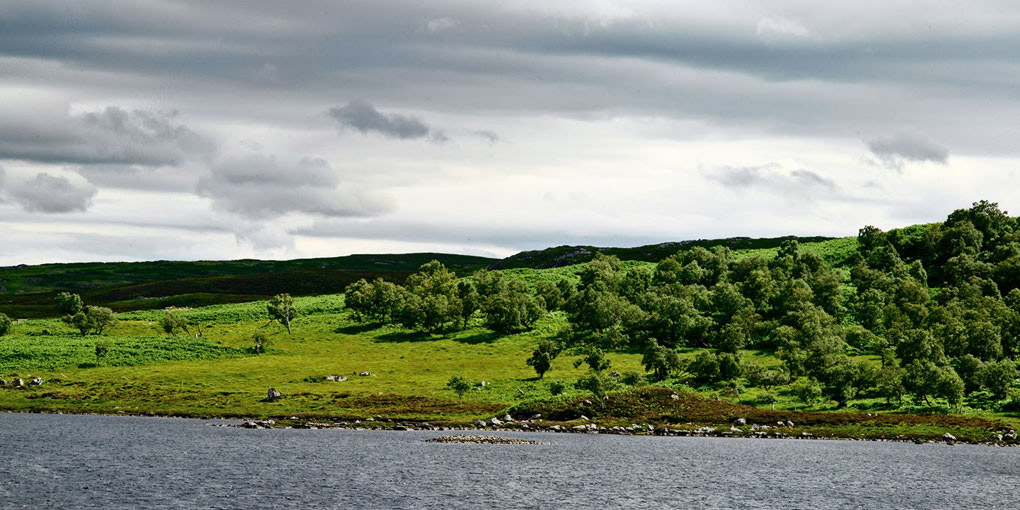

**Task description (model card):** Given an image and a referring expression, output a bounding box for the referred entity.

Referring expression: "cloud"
[0,106,214,167]
[7,172,97,213]
[474,130,500,143]
[756,16,815,43]
[709,164,836,194]
[196,153,393,219]
[426,17,459,33]
[866,131,949,170]
[328,100,448,142]
[235,223,295,251]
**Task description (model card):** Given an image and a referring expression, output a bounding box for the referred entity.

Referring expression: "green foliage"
[446,375,472,402]
[791,377,824,404]
[481,277,544,334]
[574,372,619,400]
[549,380,568,396]
[0,312,11,336]
[573,347,611,373]
[620,370,646,387]
[526,340,561,379]
[159,310,191,337]
[55,292,84,316]
[981,360,1018,400]
[94,341,110,363]
[267,293,297,334]
[641,338,681,380]
[252,333,271,354]
[744,363,790,390]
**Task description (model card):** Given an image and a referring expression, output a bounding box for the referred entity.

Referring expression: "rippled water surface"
[1,413,1018,508]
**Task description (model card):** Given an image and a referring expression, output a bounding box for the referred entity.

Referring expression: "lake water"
[1,413,1018,509]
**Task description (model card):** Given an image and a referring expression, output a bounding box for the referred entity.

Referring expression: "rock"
[582,400,593,406]
[28,377,43,386]
[12,378,24,388]
[477,380,487,387]
[786,421,795,428]
[777,421,786,427]
[579,415,590,421]
[1005,430,1017,441]
[474,420,487,428]
[427,435,550,445]
[263,387,282,402]
[0,379,6,386]
[550,425,562,431]
[325,375,348,382]
[530,414,542,420]
[943,433,957,444]
[488,417,503,426]
[358,371,375,377]
[609,371,621,378]
[733,418,746,426]
[502,414,513,422]
[670,393,680,400]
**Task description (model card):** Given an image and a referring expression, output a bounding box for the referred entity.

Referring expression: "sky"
[1,0,1019,265]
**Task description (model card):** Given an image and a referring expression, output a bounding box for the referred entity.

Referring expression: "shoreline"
[4,409,1017,448]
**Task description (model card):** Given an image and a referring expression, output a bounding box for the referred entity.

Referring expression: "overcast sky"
[2,0,1019,264]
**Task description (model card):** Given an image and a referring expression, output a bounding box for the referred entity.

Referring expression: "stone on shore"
[426,435,550,445]
[263,387,282,402]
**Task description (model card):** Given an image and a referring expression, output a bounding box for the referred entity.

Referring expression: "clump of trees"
[343,261,547,335]
[551,201,1020,410]
[55,292,117,336]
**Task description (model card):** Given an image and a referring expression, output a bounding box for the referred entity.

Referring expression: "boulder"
[608,371,621,378]
[477,380,487,387]
[579,415,589,421]
[502,414,513,422]
[0,379,6,386]
[943,433,957,443]
[530,414,542,420]
[12,378,24,388]
[263,387,282,402]
[488,417,503,426]
[1005,430,1017,441]
[358,371,375,377]
[786,421,795,428]
[733,418,746,426]
[28,377,43,386]
[474,420,487,428]
[670,393,680,400]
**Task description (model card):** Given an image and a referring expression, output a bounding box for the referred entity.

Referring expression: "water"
[1,413,1018,509]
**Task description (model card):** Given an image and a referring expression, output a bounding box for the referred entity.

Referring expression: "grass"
[1,290,1016,443]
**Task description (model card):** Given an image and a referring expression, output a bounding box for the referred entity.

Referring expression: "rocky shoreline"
[426,435,551,445]
[228,414,1020,448]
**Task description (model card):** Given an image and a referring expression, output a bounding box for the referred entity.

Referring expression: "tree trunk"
[285,318,292,335]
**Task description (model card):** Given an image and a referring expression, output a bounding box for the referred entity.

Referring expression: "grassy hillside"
[0,253,494,318]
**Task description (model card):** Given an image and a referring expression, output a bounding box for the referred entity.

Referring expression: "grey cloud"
[235,223,296,251]
[197,154,393,219]
[329,100,448,142]
[8,172,97,213]
[867,131,949,170]
[474,130,500,143]
[710,164,836,194]
[0,106,214,167]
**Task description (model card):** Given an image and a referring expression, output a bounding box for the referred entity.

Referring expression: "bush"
[549,380,567,396]
[620,370,646,387]
[791,377,823,405]
[0,313,11,336]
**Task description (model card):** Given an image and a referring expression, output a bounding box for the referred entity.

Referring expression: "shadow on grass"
[374,330,437,343]
[452,331,501,345]
[334,322,384,334]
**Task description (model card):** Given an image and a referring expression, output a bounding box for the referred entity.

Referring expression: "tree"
[981,360,1018,400]
[573,347,611,373]
[457,281,480,329]
[87,307,117,334]
[447,375,471,402]
[267,293,297,334]
[398,261,462,334]
[0,312,11,336]
[160,310,191,337]
[94,342,109,363]
[252,333,271,354]
[55,292,83,316]
[343,278,372,322]
[526,340,560,379]
[641,338,681,381]
[482,279,544,334]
